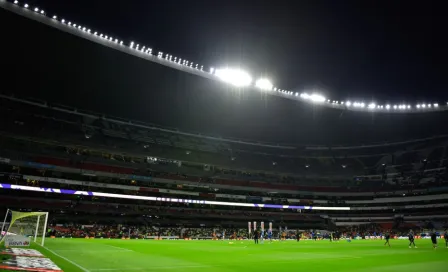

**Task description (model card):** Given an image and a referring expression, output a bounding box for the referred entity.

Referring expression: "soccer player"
[384,232,391,247]
[296,230,301,242]
[444,229,448,248]
[260,229,265,244]
[329,232,333,242]
[408,230,417,248]
[254,229,259,244]
[267,229,272,243]
[430,230,437,249]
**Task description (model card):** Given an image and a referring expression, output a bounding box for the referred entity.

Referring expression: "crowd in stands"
[46,223,446,240]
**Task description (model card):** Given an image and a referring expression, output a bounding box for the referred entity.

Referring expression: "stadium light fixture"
[215,68,252,87]
[346,101,352,107]
[417,104,421,108]
[386,105,391,109]
[68,21,71,26]
[40,10,44,14]
[255,78,273,90]
[422,104,426,108]
[34,7,38,12]
[295,92,299,96]
[14,1,19,4]
[24,3,28,8]
[61,19,65,23]
[407,105,411,109]
[52,15,57,19]
[434,103,439,107]
[368,103,376,109]
[428,104,431,108]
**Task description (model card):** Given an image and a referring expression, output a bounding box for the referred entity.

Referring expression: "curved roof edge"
[2,0,448,114]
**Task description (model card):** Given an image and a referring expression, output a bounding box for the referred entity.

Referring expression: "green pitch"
[31,239,447,272]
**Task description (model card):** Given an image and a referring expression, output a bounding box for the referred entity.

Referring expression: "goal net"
[1,209,49,246]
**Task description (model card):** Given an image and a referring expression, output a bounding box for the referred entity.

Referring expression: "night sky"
[1,0,447,145]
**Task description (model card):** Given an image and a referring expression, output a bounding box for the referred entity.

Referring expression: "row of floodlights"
[345,101,440,110]
[11,1,448,111]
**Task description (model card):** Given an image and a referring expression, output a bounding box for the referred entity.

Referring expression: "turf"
[28,239,448,272]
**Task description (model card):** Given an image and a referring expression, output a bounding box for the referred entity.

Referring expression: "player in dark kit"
[254,230,259,244]
[430,231,437,249]
[408,230,417,248]
[384,232,391,247]
[296,230,301,242]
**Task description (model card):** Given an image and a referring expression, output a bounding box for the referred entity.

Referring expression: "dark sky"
[34,0,447,101]
[1,0,448,145]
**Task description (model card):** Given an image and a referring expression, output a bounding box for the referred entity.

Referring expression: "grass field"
[30,239,447,272]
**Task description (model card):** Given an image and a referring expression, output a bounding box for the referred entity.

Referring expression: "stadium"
[0,0,447,271]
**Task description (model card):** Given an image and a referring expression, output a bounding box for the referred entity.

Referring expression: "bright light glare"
[386,105,391,109]
[24,4,28,8]
[368,103,376,109]
[215,68,252,87]
[434,103,439,107]
[255,78,273,90]
[14,1,19,4]
[300,93,326,103]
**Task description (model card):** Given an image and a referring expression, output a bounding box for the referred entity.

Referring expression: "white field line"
[104,244,133,252]
[41,245,91,272]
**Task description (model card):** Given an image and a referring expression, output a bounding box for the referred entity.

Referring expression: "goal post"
[0,209,49,246]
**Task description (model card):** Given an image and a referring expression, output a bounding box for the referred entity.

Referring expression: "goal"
[0,209,49,246]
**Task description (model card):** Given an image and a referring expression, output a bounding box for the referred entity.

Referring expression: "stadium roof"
[1,1,448,145]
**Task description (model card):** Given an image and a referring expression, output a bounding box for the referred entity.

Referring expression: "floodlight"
[68,22,71,25]
[386,105,391,109]
[368,103,376,109]
[407,105,411,109]
[215,68,252,87]
[40,10,44,14]
[346,101,352,107]
[61,19,65,23]
[422,104,426,108]
[14,1,19,4]
[434,103,439,107]
[295,92,299,96]
[255,78,273,90]
[34,7,38,12]
[24,3,28,8]
[417,104,421,108]
[52,15,57,19]
[360,103,365,108]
